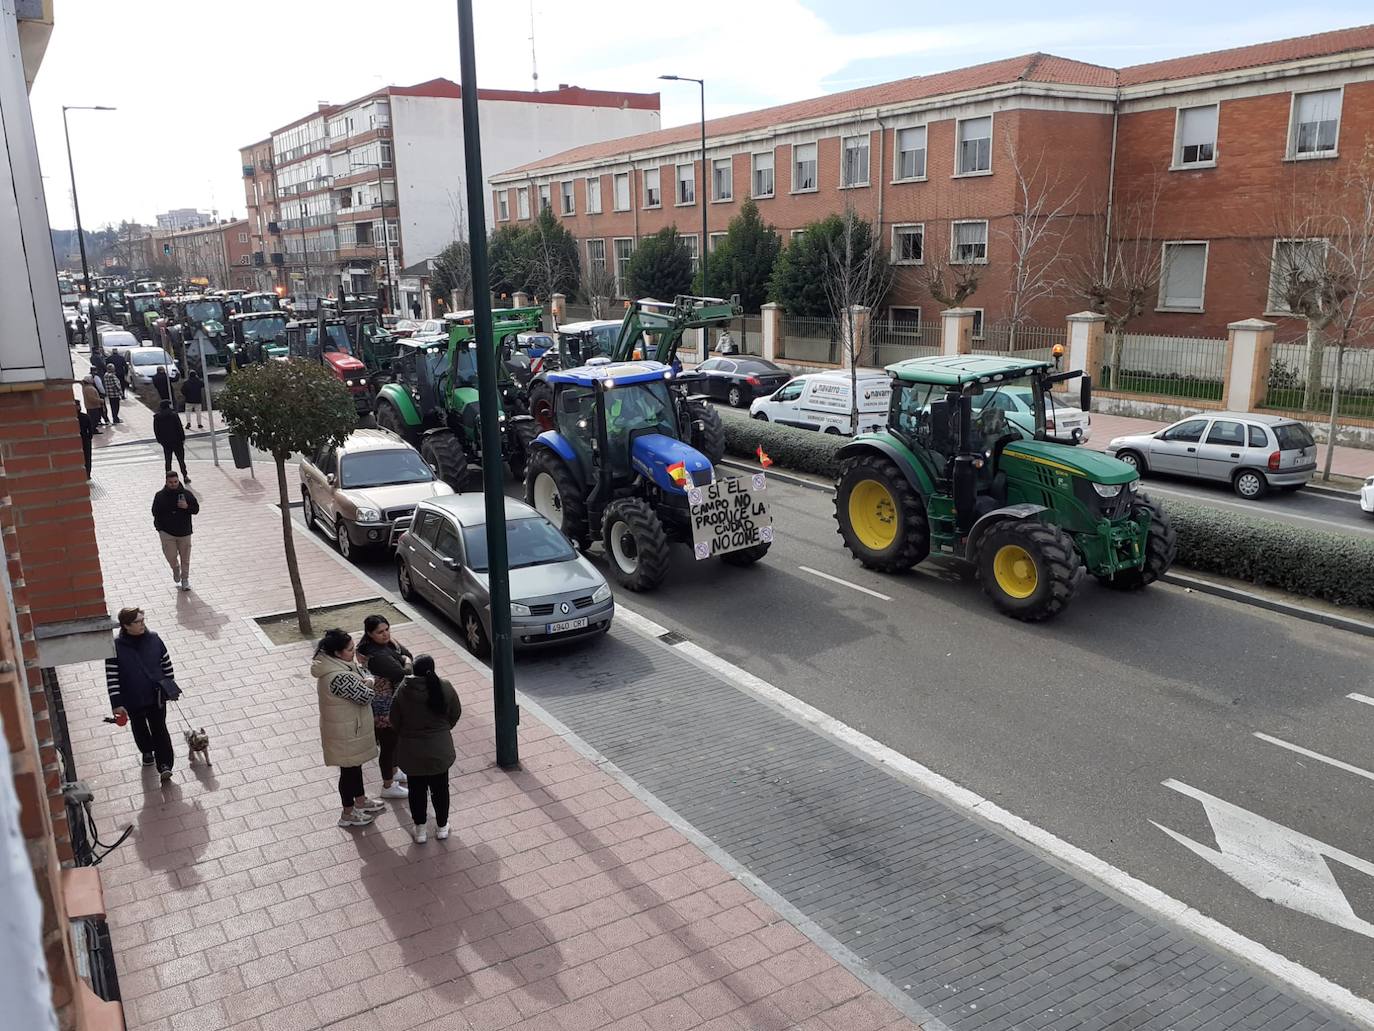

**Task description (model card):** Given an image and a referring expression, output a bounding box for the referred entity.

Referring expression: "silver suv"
[1107,412,1316,499]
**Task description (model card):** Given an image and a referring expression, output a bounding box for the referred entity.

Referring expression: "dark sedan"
[694,357,792,407]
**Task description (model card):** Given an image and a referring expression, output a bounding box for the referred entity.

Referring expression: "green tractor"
[371,309,545,488]
[527,295,739,465]
[834,355,1175,621]
[227,311,290,366]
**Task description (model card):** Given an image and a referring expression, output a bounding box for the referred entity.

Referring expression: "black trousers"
[376,726,398,781]
[82,438,92,477]
[338,765,365,808]
[129,704,174,770]
[162,443,188,476]
[407,772,450,826]
[108,395,120,422]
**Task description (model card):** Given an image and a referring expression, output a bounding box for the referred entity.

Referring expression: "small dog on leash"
[184,727,211,766]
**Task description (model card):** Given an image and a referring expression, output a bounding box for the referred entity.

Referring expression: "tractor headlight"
[1092,482,1124,499]
[359,377,367,386]
[510,602,532,617]
[592,583,612,604]
[345,378,355,386]
[355,507,382,523]
[1127,478,1140,493]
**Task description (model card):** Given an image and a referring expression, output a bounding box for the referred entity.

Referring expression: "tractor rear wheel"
[525,448,589,547]
[528,380,555,431]
[834,455,930,571]
[689,400,726,465]
[978,520,1080,621]
[374,399,413,443]
[1096,496,1176,591]
[507,420,539,480]
[420,431,468,490]
[602,498,671,592]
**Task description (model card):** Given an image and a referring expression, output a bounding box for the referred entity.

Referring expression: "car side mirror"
[326,472,336,485]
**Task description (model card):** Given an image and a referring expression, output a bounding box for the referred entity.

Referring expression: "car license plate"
[546,617,588,634]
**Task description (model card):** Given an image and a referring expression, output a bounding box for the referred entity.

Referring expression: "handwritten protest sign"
[687,474,773,560]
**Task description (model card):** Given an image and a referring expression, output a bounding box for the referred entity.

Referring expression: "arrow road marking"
[1253,731,1374,784]
[1154,779,1374,940]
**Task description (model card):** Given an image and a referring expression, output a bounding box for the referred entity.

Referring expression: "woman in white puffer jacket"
[312,628,384,827]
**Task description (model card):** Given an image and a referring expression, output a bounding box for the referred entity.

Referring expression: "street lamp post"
[659,76,706,294]
[61,105,116,298]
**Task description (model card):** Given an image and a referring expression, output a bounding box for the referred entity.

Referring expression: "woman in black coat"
[356,615,413,799]
[104,606,178,781]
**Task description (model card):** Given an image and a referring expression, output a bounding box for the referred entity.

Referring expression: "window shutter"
[1179,106,1217,148]
[1296,90,1339,125]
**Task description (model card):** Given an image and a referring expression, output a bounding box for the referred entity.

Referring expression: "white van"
[749,370,891,435]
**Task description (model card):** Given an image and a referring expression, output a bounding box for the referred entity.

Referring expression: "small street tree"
[431,240,473,311]
[582,251,618,318]
[517,207,581,301]
[769,216,843,317]
[701,199,782,308]
[821,207,892,428]
[625,227,693,300]
[487,225,526,299]
[219,361,358,635]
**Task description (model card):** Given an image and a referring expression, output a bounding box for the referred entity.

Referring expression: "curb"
[1303,480,1363,499]
[1160,571,1374,638]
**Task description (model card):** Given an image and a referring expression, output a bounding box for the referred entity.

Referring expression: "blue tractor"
[525,360,772,592]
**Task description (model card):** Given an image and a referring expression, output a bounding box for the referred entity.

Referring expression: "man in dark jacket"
[153,399,190,481]
[76,401,94,479]
[181,369,206,429]
[109,349,129,390]
[105,606,178,779]
[153,469,199,591]
[151,365,172,405]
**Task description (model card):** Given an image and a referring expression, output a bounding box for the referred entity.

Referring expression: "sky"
[30,0,1374,231]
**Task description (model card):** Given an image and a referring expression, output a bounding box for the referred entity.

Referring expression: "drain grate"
[657,630,688,645]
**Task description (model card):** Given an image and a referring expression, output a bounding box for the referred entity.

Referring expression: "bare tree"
[1073,172,1169,389]
[921,228,984,309]
[519,207,580,303]
[998,141,1084,348]
[1269,148,1374,477]
[822,207,893,430]
[583,249,617,319]
[440,190,474,309]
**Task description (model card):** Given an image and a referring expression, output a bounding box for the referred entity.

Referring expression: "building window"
[951,220,988,264]
[752,151,774,198]
[971,309,985,340]
[380,141,393,168]
[891,224,924,264]
[1174,104,1218,167]
[643,168,661,208]
[955,116,992,175]
[517,187,530,219]
[792,143,817,192]
[1158,241,1208,311]
[888,306,922,332]
[842,135,869,188]
[538,184,551,211]
[585,176,602,214]
[677,164,696,205]
[895,126,926,180]
[613,238,635,295]
[709,232,727,253]
[712,158,732,201]
[790,229,805,241]
[587,238,607,274]
[613,172,631,211]
[1289,89,1341,158]
[560,180,574,216]
[497,191,510,221]
[1267,238,1327,313]
[682,234,699,273]
[238,232,249,243]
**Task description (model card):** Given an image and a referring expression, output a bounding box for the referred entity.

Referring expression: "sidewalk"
[61,461,918,1030]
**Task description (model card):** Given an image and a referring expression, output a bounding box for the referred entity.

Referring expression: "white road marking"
[1349,693,1374,709]
[1154,779,1374,941]
[1254,731,1374,783]
[798,565,892,601]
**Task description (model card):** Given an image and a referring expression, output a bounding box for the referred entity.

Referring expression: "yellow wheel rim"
[993,544,1039,599]
[848,479,898,552]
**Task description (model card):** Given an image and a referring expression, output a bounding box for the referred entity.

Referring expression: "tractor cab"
[239,292,281,314]
[228,312,289,365]
[322,296,401,376]
[123,292,163,341]
[546,320,622,372]
[285,318,371,414]
[176,295,231,369]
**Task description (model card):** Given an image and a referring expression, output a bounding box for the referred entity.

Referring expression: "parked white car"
[974,385,1092,442]
[750,370,891,435]
[1360,475,1374,515]
[126,346,181,385]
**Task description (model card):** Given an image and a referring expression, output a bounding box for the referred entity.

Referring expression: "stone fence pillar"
[761,303,782,362]
[550,292,565,327]
[1065,311,1105,380]
[840,306,871,369]
[941,308,975,356]
[1222,318,1276,413]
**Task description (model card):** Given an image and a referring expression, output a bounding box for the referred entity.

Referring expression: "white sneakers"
[412,823,427,843]
[380,783,408,799]
[436,824,450,840]
[337,809,374,828]
[178,579,191,592]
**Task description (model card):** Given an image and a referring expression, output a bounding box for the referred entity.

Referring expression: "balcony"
[281,249,338,266]
[277,213,337,231]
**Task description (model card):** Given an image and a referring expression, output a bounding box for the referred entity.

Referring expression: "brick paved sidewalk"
[62,459,920,1031]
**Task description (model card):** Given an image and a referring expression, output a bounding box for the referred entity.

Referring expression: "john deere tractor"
[525,359,771,592]
[526,295,738,465]
[834,355,1175,621]
[371,309,544,488]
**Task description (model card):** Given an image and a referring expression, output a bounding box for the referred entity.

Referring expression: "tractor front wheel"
[420,431,468,490]
[525,448,589,547]
[834,455,930,572]
[528,380,555,432]
[1096,496,1177,591]
[688,400,726,465]
[375,399,413,443]
[508,420,539,480]
[978,521,1080,621]
[602,498,671,592]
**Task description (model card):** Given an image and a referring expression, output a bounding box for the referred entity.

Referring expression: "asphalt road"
[304,466,1374,1008]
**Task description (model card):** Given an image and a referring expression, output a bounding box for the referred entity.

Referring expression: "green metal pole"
[457,0,519,769]
[699,79,707,296]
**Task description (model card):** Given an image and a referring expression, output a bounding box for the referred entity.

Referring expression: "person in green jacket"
[389,655,461,843]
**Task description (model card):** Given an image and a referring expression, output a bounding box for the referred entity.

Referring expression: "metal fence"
[1099,332,1228,402]
[779,315,838,364]
[870,322,940,367]
[1263,340,1374,419]
[973,323,1066,364]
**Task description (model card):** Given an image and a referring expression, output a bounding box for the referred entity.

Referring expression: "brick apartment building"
[153,218,254,291]
[492,24,1374,340]
[239,78,661,310]
[5,2,119,1028]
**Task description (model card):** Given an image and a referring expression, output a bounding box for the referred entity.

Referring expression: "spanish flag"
[756,445,773,469]
[667,461,690,486]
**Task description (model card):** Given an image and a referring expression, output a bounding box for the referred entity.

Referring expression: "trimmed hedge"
[720,412,1374,610]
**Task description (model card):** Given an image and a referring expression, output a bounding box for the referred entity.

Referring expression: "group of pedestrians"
[313,617,462,841]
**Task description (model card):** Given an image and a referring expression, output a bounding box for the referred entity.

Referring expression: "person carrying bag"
[104,607,181,782]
